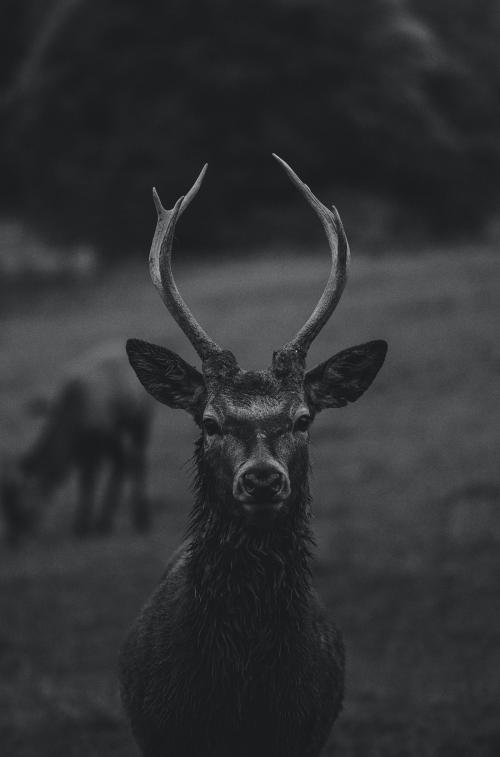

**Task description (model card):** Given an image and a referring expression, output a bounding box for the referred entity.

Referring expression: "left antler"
[273,154,350,355]
[149,165,223,361]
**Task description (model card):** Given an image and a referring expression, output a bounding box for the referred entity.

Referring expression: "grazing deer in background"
[1,344,153,544]
[120,155,387,757]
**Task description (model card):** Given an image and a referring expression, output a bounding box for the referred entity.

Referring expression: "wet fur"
[120,436,345,757]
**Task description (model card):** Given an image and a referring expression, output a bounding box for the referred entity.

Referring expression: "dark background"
[1,2,499,755]
[2,0,500,254]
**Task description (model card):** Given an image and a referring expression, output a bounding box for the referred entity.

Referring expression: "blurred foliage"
[1,0,499,254]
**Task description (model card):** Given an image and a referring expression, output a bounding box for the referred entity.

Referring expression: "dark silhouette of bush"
[1,0,499,254]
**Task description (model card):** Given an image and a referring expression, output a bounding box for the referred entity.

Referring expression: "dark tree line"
[1,0,499,255]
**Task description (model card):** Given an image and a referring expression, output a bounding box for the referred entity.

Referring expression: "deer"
[1,344,153,544]
[119,155,388,757]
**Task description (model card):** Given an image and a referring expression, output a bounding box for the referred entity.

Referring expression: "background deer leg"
[129,427,150,533]
[73,456,98,537]
[96,442,125,534]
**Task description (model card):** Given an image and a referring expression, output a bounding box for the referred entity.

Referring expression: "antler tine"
[273,154,350,354]
[149,164,223,361]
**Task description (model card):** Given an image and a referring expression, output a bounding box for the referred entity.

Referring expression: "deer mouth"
[242,500,285,514]
[239,487,289,521]
[240,499,286,525]
[234,470,290,523]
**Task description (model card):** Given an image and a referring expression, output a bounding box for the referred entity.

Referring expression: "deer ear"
[126,339,206,418]
[305,340,387,412]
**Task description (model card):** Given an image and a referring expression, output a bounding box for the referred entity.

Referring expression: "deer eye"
[202,417,222,437]
[293,414,311,433]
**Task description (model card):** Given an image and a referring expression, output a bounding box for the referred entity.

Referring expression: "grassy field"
[1,244,500,755]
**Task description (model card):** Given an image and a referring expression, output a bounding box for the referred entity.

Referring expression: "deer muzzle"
[233,461,290,512]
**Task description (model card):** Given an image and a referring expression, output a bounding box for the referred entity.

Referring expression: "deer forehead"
[229,395,286,416]
[206,395,307,432]
[223,398,290,428]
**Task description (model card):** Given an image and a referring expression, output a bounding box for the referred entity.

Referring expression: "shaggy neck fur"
[185,439,315,668]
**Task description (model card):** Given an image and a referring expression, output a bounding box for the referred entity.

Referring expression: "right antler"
[150,165,223,361]
[273,154,350,355]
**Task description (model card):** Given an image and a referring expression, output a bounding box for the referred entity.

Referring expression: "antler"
[273,154,350,354]
[150,165,223,361]
[150,157,348,363]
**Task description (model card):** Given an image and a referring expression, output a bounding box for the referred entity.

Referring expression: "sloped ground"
[1,245,499,755]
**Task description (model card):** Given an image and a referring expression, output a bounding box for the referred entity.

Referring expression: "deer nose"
[240,465,285,502]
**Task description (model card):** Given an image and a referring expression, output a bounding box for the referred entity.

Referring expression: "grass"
[1,243,500,755]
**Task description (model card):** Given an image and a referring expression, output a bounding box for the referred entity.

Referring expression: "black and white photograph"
[1,2,499,755]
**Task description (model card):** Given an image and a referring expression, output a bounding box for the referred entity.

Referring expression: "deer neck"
[186,441,315,615]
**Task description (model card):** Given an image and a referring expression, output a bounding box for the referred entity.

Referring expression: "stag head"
[127,156,387,524]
